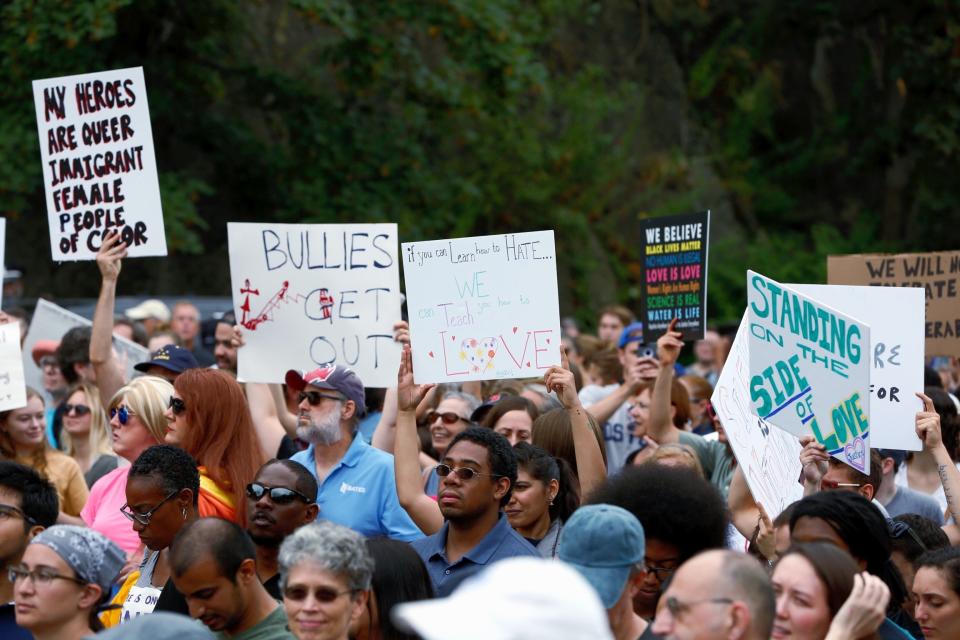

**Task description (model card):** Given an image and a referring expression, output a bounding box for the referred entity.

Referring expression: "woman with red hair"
[164,368,266,523]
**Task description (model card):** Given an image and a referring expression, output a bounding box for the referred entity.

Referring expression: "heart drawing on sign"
[843,437,866,473]
[458,337,497,373]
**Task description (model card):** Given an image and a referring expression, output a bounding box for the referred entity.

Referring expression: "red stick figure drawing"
[239,279,260,326]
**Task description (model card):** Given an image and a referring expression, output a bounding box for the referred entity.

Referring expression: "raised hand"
[656,318,683,368]
[230,325,246,349]
[915,392,943,450]
[96,230,127,282]
[754,502,776,561]
[393,320,410,345]
[799,435,829,485]
[544,347,580,409]
[397,345,435,412]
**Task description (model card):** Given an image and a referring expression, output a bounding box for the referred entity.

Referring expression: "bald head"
[653,550,774,640]
[170,517,256,581]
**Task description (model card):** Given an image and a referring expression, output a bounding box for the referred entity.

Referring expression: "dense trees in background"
[2,1,958,327]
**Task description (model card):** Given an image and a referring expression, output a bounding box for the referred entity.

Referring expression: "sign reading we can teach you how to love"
[403,231,562,384]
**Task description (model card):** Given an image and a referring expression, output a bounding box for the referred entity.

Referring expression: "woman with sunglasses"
[165,368,266,524]
[12,525,125,640]
[0,387,88,524]
[101,444,201,628]
[82,376,173,554]
[279,520,373,640]
[60,382,117,487]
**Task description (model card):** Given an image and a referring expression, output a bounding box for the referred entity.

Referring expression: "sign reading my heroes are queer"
[639,211,710,342]
[747,271,871,474]
[403,231,562,384]
[32,67,167,261]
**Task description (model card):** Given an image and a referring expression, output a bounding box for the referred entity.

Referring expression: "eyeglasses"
[283,585,357,603]
[663,596,734,619]
[168,396,186,415]
[8,565,86,588]
[435,464,500,481]
[120,489,179,526]
[297,391,345,406]
[0,504,37,525]
[63,403,91,416]
[645,561,679,582]
[820,478,863,491]
[427,411,468,425]
[890,520,928,552]
[246,483,314,505]
[109,405,136,425]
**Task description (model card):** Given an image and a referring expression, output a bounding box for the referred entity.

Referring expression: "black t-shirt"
[263,573,281,600]
[276,435,300,460]
[154,577,190,616]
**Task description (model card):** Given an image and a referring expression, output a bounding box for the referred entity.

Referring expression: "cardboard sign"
[640,211,710,342]
[712,311,803,518]
[32,67,167,261]
[791,284,923,451]
[828,251,960,356]
[402,231,562,383]
[227,222,402,387]
[0,323,27,412]
[747,271,871,473]
[22,299,150,406]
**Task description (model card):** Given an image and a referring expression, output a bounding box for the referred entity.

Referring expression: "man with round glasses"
[410,427,538,596]
[245,460,319,599]
[287,365,422,541]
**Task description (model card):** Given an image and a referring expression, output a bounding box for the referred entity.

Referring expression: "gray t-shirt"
[885,485,945,524]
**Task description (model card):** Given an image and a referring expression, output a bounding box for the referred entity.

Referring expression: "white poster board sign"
[32,67,167,261]
[791,284,923,451]
[227,222,402,387]
[712,311,803,518]
[0,323,27,412]
[22,299,150,405]
[402,231,562,383]
[747,271,871,473]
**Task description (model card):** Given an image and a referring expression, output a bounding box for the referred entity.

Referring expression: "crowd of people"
[0,232,958,639]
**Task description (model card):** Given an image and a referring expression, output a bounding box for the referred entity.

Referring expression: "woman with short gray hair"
[279,521,374,640]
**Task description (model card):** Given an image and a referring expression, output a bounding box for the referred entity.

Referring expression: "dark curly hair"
[130,444,200,506]
[0,461,58,528]
[56,326,92,384]
[447,427,517,506]
[586,462,728,560]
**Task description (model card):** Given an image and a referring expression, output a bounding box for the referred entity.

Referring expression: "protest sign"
[791,284,923,451]
[640,211,710,342]
[227,222,402,387]
[712,311,802,518]
[22,299,149,406]
[32,67,167,261]
[402,231,562,383]
[747,271,871,473]
[0,323,27,412]
[0,217,6,310]
[828,251,960,357]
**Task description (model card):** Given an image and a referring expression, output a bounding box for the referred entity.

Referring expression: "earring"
[181,506,187,519]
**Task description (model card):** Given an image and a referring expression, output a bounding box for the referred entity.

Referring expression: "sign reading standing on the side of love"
[791,284,924,451]
[227,222,402,387]
[402,231,562,383]
[0,322,27,412]
[712,311,802,518]
[32,67,167,261]
[747,270,871,474]
[639,211,710,342]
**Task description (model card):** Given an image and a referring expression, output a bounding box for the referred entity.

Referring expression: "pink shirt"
[81,466,141,554]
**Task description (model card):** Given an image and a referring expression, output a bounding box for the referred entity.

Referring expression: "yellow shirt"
[17,450,89,516]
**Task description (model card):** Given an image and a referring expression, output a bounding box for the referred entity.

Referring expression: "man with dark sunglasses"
[245,460,319,599]
[286,365,422,541]
[0,462,59,640]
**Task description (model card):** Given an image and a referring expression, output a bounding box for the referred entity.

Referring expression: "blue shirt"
[290,436,423,542]
[410,512,539,597]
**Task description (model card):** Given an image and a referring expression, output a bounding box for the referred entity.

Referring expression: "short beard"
[298,409,344,446]
[248,531,283,548]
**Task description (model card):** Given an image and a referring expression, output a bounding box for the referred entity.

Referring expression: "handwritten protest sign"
[747,271,871,473]
[32,67,166,261]
[828,251,960,356]
[640,211,710,342]
[227,223,402,387]
[792,284,923,451]
[22,299,149,406]
[712,311,802,518]
[402,231,561,383]
[0,323,27,412]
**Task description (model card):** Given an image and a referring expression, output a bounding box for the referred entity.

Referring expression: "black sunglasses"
[435,463,500,481]
[297,391,345,406]
[168,396,186,415]
[889,520,927,552]
[63,403,91,416]
[283,585,357,603]
[426,411,468,425]
[246,482,314,505]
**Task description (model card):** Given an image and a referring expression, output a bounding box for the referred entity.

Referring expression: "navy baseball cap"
[617,322,645,349]
[559,504,646,608]
[285,365,366,417]
[134,345,199,375]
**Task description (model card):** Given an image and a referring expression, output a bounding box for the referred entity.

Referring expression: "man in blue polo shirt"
[411,427,538,596]
[286,365,422,542]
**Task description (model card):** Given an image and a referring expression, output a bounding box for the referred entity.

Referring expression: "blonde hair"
[652,443,705,478]
[109,376,174,443]
[60,383,113,459]
[0,387,48,475]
